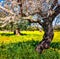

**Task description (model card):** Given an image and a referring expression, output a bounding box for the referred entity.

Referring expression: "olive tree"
[18,0,60,53]
[0,0,60,53]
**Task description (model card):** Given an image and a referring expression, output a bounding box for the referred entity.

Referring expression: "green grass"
[0,31,60,59]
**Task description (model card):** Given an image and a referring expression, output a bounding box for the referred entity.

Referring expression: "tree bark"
[36,3,60,53]
[14,28,21,35]
[36,19,54,53]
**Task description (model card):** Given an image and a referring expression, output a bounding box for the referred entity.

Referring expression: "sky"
[0,0,4,2]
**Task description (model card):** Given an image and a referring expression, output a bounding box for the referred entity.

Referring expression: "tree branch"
[0,6,15,15]
[50,6,60,21]
[22,16,43,26]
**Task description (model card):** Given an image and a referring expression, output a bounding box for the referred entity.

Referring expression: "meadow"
[0,31,60,59]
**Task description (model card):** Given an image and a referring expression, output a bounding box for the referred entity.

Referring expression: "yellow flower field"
[0,31,60,44]
[0,31,60,59]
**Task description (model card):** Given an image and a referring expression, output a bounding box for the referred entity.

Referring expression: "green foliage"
[0,12,6,18]
[27,26,39,31]
[2,20,30,31]
[54,26,60,31]
[0,31,60,59]
[17,20,30,30]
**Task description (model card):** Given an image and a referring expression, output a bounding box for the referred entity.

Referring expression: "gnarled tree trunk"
[36,5,60,53]
[14,28,21,35]
[36,19,54,53]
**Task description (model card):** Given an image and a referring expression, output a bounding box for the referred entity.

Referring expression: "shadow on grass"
[0,40,60,50]
[0,33,14,36]
[0,40,60,59]
[0,33,27,36]
[50,42,60,50]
